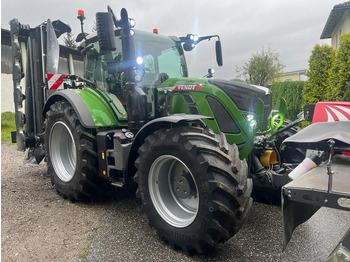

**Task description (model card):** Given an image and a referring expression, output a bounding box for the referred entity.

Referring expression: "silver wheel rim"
[49,121,77,182]
[148,155,199,228]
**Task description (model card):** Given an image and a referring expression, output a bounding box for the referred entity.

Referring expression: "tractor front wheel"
[134,125,252,254]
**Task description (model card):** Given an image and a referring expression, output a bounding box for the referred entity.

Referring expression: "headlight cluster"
[242,114,258,130]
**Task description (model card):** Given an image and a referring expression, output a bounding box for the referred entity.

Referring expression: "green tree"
[271,81,305,120]
[328,33,350,101]
[63,32,77,48]
[303,44,335,104]
[237,46,285,86]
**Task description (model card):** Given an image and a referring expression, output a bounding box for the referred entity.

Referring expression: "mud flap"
[282,191,320,250]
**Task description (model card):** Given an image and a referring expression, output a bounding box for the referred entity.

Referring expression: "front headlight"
[242,114,258,130]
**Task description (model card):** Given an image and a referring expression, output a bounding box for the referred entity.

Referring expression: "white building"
[320,1,350,49]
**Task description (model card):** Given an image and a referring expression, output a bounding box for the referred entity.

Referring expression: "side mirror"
[179,34,223,66]
[96,12,116,51]
[215,40,223,66]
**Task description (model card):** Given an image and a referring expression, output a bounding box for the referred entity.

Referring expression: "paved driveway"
[84,190,350,262]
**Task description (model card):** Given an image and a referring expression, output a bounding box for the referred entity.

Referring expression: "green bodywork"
[77,29,277,160]
[77,75,264,158]
[156,78,262,159]
[73,87,127,128]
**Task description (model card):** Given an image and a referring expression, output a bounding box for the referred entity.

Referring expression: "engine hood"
[208,79,272,113]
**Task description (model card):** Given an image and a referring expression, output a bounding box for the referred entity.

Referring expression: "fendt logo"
[173,85,203,91]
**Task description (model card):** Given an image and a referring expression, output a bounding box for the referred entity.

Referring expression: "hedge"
[270,81,305,120]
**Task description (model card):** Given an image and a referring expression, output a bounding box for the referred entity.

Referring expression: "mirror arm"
[198,35,220,43]
[107,5,119,28]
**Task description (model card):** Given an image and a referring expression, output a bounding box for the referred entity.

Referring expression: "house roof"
[320,1,350,39]
[281,69,307,76]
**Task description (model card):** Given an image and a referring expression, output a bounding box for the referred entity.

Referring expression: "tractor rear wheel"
[44,101,102,201]
[134,125,252,254]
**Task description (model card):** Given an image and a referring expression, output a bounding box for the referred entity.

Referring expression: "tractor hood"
[208,80,272,113]
[209,79,272,130]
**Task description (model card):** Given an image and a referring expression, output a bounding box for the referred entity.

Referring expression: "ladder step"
[111,181,124,187]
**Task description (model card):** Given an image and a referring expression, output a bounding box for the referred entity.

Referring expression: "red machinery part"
[312,102,350,123]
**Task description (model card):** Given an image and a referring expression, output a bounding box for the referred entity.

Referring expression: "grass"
[1,112,16,142]
[79,247,89,259]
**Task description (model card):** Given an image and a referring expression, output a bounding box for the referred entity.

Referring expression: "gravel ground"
[84,198,350,262]
[1,142,108,261]
[2,142,350,261]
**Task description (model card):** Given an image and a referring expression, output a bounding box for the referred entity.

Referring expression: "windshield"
[135,31,187,78]
[84,30,187,94]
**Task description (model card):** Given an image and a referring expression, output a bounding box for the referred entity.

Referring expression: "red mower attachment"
[312,102,350,123]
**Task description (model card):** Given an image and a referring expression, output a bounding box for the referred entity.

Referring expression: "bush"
[271,81,305,120]
[303,44,335,104]
[328,33,350,101]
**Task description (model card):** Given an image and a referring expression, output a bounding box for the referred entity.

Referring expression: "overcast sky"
[1,0,342,79]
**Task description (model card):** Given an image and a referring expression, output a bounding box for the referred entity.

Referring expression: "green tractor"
[10,7,300,254]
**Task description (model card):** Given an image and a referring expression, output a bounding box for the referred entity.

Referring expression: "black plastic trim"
[189,106,200,115]
[207,96,240,134]
[182,94,195,104]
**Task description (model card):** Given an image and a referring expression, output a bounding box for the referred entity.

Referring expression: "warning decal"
[47,74,64,90]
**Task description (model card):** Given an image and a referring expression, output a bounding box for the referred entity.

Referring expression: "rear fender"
[43,89,124,128]
[43,89,95,128]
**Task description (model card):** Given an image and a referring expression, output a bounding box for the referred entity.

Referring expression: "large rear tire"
[44,101,102,201]
[134,125,253,254]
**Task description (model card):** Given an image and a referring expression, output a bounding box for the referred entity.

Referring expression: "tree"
[237,46,285,86]
[328,33,350,101]
[63,32,77,48]
[303,44,335,104]
[271,81,305,120]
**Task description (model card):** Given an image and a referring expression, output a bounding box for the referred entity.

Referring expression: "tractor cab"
[77,6,222,128]
[81,29,188,120]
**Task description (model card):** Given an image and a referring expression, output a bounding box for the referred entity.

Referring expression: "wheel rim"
[49,121,77,182]
[148,155,199,228]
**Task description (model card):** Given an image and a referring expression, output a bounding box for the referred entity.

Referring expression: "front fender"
[128,114,213,176]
